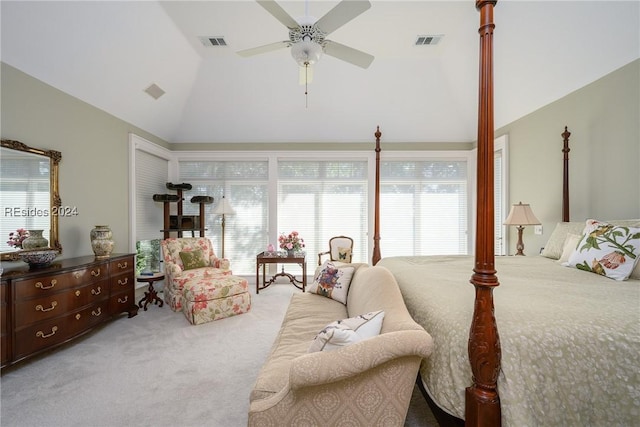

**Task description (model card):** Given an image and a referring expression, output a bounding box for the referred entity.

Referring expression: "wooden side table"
[137,272,165,311]
[256,252,306,294]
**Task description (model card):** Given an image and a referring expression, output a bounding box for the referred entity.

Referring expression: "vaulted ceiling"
[2,1,638,144]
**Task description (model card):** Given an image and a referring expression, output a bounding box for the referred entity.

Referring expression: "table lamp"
[504,202,540,256]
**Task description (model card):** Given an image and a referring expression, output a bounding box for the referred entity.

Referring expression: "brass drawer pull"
[75,290,81,297]
[117,296,129,304]
[91,268,101,277]
[73,271,83,279]
[35,301,58,312]
[35,279,57,290]
[91,287,102,295]
[118,278,128,286]
[92,307,102,317]
[75,313,81,320]
[118,261,128,269]
[36,326,58,339]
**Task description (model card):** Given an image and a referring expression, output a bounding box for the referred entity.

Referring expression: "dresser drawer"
[14,264,107,299]
[15,280,109,328]
[109,288,135,315]
[110,257,134,275]
[14,300,110,359]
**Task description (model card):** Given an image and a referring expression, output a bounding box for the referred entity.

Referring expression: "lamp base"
[515,225,526,256]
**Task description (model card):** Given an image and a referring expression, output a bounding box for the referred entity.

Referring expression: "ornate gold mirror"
[1,139,62,261]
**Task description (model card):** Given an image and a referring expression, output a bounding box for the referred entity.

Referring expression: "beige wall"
[3,58,638,261]
[497,59,640,255]
[1,63,169,259]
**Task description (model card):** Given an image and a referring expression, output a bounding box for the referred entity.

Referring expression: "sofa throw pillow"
[308,310,385,352]
[557,233,582,264]
[307,261,355,304]
[337,246,352,263]
[179,249,208,270]
[566,220,640,281]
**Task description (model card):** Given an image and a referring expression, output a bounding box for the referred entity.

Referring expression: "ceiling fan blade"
[323,40,374,69]
[315,0,371,36]
[237,41,291,57]
[256,0,300,30]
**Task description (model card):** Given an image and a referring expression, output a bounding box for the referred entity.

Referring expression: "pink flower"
[599,251,626,269]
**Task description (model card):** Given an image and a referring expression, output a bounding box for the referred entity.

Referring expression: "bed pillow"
[566,220,640,281]
[557,233,582,264]
[179,249,208,270]
[308,310,385,352]
[541,222,587,260]
[631,259,640,280]
[308,261,355,304]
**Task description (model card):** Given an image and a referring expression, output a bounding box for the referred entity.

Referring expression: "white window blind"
[380,160,468,256]
[135,150,169,241]
[277,160,368,271]
[0,153,50,251]
[179,160,269,274]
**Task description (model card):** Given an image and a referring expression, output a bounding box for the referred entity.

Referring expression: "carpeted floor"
[0,281,438,426]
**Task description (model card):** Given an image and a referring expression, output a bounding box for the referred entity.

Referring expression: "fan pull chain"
[304,62,309,108]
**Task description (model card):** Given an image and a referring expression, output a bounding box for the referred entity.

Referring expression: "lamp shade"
[504,202,540,226]
[213,196,235,216]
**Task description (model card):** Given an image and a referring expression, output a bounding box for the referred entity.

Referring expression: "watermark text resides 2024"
[4,206,78,217]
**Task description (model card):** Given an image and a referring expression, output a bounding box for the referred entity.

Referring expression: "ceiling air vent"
[415,35,443,46]
[199,36,227,47]
[144,83,165,100]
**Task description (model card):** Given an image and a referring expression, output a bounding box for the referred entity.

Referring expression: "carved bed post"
[466,1,501,426]
[562,126,571,222]
[372,126,382,266]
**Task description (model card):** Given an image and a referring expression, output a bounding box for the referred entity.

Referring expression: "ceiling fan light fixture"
[291,40,322,66]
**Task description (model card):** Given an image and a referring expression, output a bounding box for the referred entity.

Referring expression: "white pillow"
[308,310,385,352]
[307,261,355,304]
[566,220,640,281]
[557,233,582,264]
[541,222,587,260]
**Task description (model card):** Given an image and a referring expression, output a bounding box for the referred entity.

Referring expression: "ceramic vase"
[90,225,114,258]
[22,229,49,250]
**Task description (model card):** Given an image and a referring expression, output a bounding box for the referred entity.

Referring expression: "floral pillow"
[179,249,208,270]
[565,220,640,281]
[307,261,355,304]
[308,310,385,352]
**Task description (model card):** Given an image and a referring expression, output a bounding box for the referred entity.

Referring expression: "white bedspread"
[378,255,640,427]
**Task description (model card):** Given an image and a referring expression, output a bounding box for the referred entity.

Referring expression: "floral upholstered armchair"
[160,237,231,311]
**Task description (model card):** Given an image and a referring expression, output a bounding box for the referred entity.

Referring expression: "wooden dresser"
[1,254,138,369]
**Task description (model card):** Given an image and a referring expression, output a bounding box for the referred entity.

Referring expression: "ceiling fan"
[237,0,375,71]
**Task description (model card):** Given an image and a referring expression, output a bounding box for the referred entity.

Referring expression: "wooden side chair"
[317,236,354,265]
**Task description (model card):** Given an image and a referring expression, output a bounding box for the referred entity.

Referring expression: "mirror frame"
[1,139,62,261]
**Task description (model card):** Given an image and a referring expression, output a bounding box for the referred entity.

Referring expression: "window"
[179,160,269,274]
[277,159,368,270]
[379,159,469,256]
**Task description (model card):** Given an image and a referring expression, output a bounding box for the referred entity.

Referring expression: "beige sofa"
[248,264,434,426]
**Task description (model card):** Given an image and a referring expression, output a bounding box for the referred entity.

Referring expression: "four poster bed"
[370,1,640,426]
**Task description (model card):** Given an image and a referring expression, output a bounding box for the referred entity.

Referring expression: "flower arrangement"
[278,231,305,252]
[7,228,29,249]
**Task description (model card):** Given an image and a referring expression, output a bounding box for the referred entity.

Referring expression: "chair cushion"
[183,275,249,301]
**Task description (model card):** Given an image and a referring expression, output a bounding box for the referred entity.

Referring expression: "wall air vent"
[199,36,227,47]
[415,35,443,46]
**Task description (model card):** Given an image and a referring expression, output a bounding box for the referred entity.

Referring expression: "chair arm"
[164,262,183,278]
[317,251,330,265]
[288,329,433,390]
[209,256,231,271]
